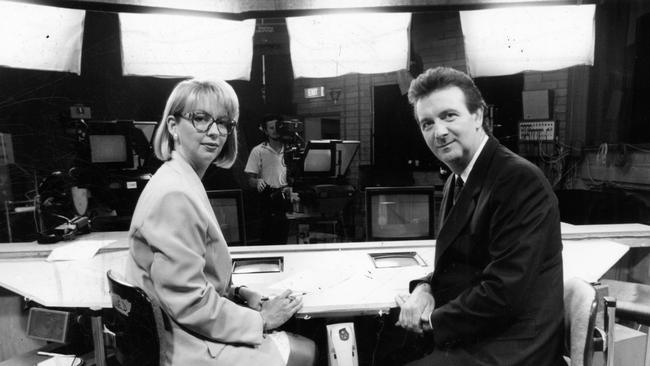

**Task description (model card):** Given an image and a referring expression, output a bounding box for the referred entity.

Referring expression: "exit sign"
[304,86,325,99]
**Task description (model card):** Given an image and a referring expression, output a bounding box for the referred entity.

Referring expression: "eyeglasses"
[175,111,237,135]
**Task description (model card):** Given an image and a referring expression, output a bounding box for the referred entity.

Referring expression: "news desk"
[0,223,647,365]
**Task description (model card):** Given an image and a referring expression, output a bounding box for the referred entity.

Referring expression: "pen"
[37,351,75,357]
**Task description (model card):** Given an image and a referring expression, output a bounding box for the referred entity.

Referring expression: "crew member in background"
[245,114,295,245]
[394,67,564,365]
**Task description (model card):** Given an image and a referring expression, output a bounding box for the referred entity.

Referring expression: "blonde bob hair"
[152,78,239,168]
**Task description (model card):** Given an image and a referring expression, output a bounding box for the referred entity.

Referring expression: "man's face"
[263,120,280,140]
[414,86,485,174]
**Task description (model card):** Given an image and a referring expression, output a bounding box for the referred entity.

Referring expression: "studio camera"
[276,119,304,145]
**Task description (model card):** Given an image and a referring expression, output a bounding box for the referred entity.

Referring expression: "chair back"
[106,270,167,366]
[564,277,598,366]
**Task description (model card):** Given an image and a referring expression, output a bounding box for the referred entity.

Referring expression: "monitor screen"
[366,186,436,240]
[89,135,128,163]
[209,197,240,243]
[369,252,427,268]
[302,140,359,177]
[87,121,134,170]
[304,149,332,172]
[302,140,335,176]
[207,189,246,245]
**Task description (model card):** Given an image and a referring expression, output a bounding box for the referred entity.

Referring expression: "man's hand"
[395,284,435,333]
[420,307,434,332]
[256,179,267,192]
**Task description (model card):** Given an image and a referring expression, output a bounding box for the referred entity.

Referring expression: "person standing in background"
[245,114,294,245]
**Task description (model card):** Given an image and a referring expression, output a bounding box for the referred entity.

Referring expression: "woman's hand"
[237,287,264,311]
[260,289,303,331]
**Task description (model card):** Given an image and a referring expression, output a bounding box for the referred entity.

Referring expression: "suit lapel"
[435,138,499,265]
[438,175,453,232]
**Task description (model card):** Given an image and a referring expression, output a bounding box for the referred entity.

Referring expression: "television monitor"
[302,140,360,178]
[365,186,436,241]
[207,189,246,246]
[87,121,134,170]
[302,140,335,177]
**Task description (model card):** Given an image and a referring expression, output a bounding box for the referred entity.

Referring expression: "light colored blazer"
[126,151,284,366]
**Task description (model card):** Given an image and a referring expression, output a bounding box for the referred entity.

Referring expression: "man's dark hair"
[260,113,283,131]
[408,67,490,134]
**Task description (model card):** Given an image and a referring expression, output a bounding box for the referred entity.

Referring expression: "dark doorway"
[630,13,650,142]
[474,74,524,152]
[373,84,437,171]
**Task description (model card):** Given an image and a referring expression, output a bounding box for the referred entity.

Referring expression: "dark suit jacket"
[410,137,564,366]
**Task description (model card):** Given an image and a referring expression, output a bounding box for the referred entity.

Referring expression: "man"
[245,114,292,245]
[396,67,564,365]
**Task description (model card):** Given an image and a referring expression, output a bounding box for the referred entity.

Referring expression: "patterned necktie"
[453,175,464,205]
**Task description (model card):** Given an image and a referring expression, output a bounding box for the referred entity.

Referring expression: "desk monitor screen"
[369,252,427,268]
[232,257,284,274]
[87,121,134,170]
[366,186,435,241]
[207,189,246,246]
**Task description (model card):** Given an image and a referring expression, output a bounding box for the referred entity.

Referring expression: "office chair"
[106,270,168,366]
[563,277,616,366]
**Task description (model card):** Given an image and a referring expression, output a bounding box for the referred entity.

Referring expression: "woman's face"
[168,97,229,174]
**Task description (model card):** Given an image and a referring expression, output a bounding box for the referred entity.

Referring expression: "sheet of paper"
[563,240,629,282]
[37,356,83,366]
[268,267,361,295]
[46,240,115,262]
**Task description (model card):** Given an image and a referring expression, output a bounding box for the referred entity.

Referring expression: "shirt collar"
[262,141,284,154]
[459,135,489,183]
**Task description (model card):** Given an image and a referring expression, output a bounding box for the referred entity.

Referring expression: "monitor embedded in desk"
[232,257,284,274]
[368,251,427,268]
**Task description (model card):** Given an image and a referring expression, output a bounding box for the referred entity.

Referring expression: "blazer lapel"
[435,138,499,265]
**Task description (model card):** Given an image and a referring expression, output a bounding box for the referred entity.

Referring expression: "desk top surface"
[1,222,648,257]
[560,223,650,245]
[0,227,632,316]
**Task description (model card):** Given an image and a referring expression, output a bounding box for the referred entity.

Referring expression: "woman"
[125,78,315,366]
